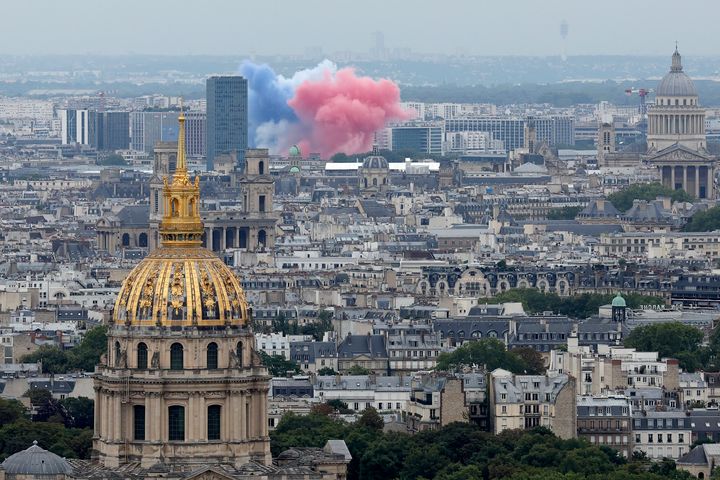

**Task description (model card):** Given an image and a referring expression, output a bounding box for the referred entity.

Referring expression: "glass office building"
[206,76,248,171]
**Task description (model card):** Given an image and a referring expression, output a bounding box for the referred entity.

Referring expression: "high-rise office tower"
[60,109,90,145]
[206,76,248,171]
[89,111,130,151]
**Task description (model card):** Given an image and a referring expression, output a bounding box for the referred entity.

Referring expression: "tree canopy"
[259,351,300,377]
[271,412,693,480]
[487,289,663,319]
[547,206,582,220]
[20,325,107,374]
[619,322,720,373]
[607,183,693,212]
[684,206,720,232]
[436,338,544,374]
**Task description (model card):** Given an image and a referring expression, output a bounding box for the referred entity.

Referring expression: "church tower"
[94,111,271,469]
[238,149,276,250]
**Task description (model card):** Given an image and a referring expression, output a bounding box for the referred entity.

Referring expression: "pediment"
[649,144,712,162]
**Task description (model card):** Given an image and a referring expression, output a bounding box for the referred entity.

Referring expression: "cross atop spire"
[671,45,682,72]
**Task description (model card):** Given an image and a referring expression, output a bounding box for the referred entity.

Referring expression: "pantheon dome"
[656,49,697,97]
[112,120,248,328]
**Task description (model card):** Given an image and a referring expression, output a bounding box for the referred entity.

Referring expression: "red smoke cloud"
[288,68,413,159]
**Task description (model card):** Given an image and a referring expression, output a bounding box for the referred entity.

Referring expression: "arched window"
[372,178,378,187]
[137,342,148,369]
[171,198,180,217]
[138,233,148,248]
[236,341,243,367]
[114,341,121,365]
[133,405,145,440]
[207,342,218,369]
[170,343,184,370]
[121,233,130,246]
[258,230,267,248]
[168,405,185,441]
[258,160,265,175]
[207,405,221,440]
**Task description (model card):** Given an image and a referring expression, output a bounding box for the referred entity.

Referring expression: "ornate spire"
[158,103,204,247]
[671,45,682,72]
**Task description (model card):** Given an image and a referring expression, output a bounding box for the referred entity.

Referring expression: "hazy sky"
[2,0,719,56]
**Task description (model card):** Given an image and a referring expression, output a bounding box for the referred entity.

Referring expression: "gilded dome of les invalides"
[112,110,249,327]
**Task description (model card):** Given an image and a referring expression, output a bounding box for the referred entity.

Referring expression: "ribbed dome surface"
[113,247,249,327]
[2,442,72,475]
[362,155,389,169]
[656,49,698,97]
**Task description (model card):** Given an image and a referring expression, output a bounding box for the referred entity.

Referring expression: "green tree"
[326,399,352,414]
[357,407,384,431]
[512,347,546,374]
[623,322,704,371]
[347,365,372,375]
[547,206,582,220]
[259,351,300,377]
[67,325,108,372]
[436,338,526,373]
[318,367,338,375]
[0,398,26,424]
[25,388,63,422]
[59,397,94,429]
[608,183,693,212]
[684,206,720,232]
[20,325,108,374]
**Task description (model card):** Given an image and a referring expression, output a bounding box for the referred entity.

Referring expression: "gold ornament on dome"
[111,107,250,328]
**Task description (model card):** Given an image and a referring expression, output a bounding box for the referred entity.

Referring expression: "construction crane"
[624,87,654,116]
[625,87,654,136]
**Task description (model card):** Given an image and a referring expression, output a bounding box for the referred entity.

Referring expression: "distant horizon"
[3,0,720,57]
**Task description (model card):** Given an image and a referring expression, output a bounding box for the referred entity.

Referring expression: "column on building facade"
[708,167,714,199]
[152,394,162,442]
[695,167,700,198]
[114,394,122,440]
[100,392,109,440]
[94,388,102,435]
[671,166,676,189]
[683,167,688,193]
[231,392,241,441]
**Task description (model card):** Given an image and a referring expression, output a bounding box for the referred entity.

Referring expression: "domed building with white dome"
[647,48,715,199]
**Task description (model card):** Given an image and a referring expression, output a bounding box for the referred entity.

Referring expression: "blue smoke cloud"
[240,61,298,147]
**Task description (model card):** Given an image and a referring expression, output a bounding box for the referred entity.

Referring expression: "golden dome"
[113,109,249,327]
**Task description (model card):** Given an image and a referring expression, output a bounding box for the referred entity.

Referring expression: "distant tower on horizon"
[372,31,387,60]
[560,20,569,61]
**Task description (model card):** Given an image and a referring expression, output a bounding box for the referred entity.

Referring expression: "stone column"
[671,166,676,189]
[683,167,688,193]
[114,395,122,440]
[708,167,714,199]
[94,388,102,435]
